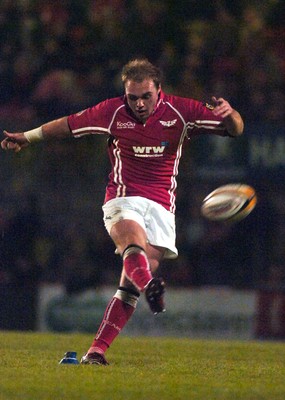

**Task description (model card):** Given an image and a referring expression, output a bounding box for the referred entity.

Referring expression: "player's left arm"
[211,96,244,137]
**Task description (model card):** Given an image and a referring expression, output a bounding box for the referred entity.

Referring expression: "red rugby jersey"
[68,91,228,213]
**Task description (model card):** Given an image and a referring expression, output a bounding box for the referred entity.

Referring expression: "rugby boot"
[80,352,109,366]
[145,277,166,314]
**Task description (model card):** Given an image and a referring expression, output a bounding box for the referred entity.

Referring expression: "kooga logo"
[117,121,136,129]
[132,146,165,157]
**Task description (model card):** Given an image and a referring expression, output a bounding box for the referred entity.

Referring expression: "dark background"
[0,0,284,329]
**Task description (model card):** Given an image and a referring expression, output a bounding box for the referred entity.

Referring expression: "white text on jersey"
[117,121,136,129]
[133,146,165,157]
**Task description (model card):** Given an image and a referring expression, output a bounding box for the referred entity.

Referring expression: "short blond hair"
[121,58,162,89]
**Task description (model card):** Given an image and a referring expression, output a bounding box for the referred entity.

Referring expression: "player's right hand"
[1,131,30,153]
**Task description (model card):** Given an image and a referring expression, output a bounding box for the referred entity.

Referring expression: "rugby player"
[1,59,244,365]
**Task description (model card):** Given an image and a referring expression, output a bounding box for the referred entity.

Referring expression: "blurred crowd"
[1,0,285,329]
[0,0,284,127]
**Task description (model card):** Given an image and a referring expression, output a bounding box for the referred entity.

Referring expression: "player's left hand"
[211,96,233,119]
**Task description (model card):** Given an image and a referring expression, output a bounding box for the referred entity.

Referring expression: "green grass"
[0,332,285,400]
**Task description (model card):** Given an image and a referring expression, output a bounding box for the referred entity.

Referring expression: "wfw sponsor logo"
[132,146,165,157]
[117,121,136,129]
[159,119,177,127]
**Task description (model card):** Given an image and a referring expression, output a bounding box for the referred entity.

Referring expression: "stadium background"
[0,0,284,336]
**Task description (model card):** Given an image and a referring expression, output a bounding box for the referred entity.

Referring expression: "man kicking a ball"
[1,58,244,365]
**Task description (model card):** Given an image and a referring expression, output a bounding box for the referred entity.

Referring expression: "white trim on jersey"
[164,101,188,213]
[164,101,224,212]
[190,120,225,130]
[108,104,125,130]
[113,139,126,197]
[72,127,110,137]
[108,105,128,198]
[71,104,126,137]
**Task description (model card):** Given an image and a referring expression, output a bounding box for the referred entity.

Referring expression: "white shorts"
[102,196,178,259]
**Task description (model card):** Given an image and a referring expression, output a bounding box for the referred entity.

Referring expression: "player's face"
[125,79,161,123]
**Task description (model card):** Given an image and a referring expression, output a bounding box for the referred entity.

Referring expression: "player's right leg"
[110,219,167,313]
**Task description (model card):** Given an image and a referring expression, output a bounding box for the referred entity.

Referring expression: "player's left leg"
[81,284,139,366]
[81,240,165,365]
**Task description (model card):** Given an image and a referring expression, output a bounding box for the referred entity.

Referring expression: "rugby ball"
[201,184,257,222]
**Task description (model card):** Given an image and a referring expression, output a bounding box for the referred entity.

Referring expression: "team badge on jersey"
[159,119,177,127]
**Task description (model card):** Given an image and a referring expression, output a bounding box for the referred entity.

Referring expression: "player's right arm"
[1,116,71,153]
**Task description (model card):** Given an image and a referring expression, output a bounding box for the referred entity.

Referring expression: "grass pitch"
[0,331,285,400]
